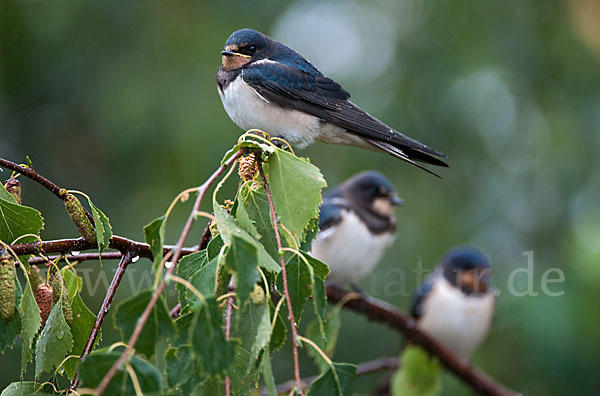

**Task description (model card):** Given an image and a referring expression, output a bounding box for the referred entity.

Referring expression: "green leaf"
[63,293,97,379]
[305,253,330,338]
[213,203,280,274]
[0,197,44,244]
[269,301,287,352]
[307,306,342,372]
[234,195,260,239]
[114,290,176,358]
[61,266,82,300]
[391,346,442,396]
[309,363,356,396]
[176,251,219,313]
[226,235,260,303]
[267,148,326,240]
[261,345,277,396]
[78,351,163,395]
[0,274,22,353]
[87,199,112,253]
[276,252,312,322]
[0,184,18,204]
[189,297,234,376]
[242,187,279,261]
[164,345,205,393]
[0,382,55,396]
[206,234,224,261]
[20,278,41,375]
[144,215,166,273]
[235,296,271,373]
[35,297,74,378]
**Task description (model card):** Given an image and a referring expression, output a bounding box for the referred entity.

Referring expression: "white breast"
[418,278,495,358]
[218,75,322,148]
[310,211,395,285]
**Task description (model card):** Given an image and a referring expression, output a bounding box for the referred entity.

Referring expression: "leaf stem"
[256,157,304,396]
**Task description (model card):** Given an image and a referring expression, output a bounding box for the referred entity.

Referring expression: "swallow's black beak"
[390,196,405,206]
[221,50,236,56]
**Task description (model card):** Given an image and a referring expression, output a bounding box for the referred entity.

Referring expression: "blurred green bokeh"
[1,0,599,394]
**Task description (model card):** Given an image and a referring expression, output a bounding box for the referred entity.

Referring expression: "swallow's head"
[343,171,403,218]
[441,247,492,295]
[221,29,271,71]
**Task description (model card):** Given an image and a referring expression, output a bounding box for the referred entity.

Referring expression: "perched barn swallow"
[411,247,495,358]
[216,29,448,176]
[310,171,403,286]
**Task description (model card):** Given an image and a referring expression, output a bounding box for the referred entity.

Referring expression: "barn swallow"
[216,29,448,176]
[310,171,402,286]
[411,247,495,358]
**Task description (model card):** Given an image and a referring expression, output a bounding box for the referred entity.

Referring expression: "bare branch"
[326,285,521,396]
[70,251,135,389]
[256,157,304,396]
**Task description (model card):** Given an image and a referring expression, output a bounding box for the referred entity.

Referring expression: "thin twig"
[0,157,63,199]
[224,278,235,396]
[272,356,399,395]
[70,251,135,389]
[94,150,242,394]
[256,157,304,396]
[326,285,521,396]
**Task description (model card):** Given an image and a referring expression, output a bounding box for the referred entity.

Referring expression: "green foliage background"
[1,0,599,394]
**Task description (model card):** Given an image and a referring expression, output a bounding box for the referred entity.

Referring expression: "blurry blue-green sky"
[1,0,599,394]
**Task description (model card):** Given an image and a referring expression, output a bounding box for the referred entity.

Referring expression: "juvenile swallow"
[411,247,495,358]
[310,171,403,286]
[216,29,448,176]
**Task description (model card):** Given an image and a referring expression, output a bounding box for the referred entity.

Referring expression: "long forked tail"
[366,139,449,178]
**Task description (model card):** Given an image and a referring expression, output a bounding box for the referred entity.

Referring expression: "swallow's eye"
[248,45,257,53]
[369,186,379,196]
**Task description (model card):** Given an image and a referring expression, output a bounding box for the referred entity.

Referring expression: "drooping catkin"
[0,248,16,322]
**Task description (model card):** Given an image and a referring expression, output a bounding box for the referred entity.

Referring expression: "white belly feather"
[218,75,370,149]
[310,211,395,285]
[418,278,495,358]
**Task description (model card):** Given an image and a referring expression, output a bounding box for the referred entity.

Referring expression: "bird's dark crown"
[337,171,402,221]
[224,29,270,57]
[441,247,492,295]
[343,171,397,202]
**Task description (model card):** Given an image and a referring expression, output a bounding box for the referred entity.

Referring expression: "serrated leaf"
[234,195,260,239]
[269,301,286,352]
[305,253,329,338]
[61,266,81,299]
[267,148,326,240]
[307,306,342,372]
[20,278,41,375]
[235,297,271,373]
[213,203,280,273]
[276,252,312,322]
[0,274,22,353]
[261,345,277,396]
[309,362,356,396]
[35,297,73,378]
[114,290,175,358]
[0,382,55,396]
[165,345,206,393]
[0,197,44,244]
[86,199,112,253]
[391,346,442,396]
[63,293,97,379]
[144,215,166,274]
[176,251,219,313]
[0,184,18,204]
[226,235,260,303]
[78,351,163,395]
[206,234,224,261]
[189,297,234,376]
[242,187,279,261]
